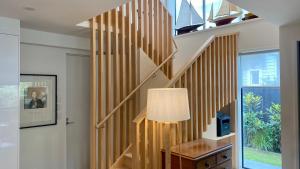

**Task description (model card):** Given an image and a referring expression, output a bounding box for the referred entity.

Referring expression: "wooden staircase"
[131,33,238,169]
[89,0,239,169]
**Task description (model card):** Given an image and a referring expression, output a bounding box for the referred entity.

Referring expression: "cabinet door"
[0,34,19,169]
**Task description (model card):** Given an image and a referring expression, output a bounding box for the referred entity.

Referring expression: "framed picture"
[20,74,57,129]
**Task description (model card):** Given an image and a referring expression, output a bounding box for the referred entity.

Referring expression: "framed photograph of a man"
[20,74,57,129]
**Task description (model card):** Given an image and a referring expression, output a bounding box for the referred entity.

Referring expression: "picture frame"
[20,74,57,129]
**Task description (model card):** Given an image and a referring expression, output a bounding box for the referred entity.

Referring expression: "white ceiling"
[0,0,126,37]
[228,0,300,26]
[1,0,300,37]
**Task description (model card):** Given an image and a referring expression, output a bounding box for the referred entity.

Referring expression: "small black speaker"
[217,112,231,137]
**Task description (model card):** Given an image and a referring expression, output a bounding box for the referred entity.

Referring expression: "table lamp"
[147,88,190,169]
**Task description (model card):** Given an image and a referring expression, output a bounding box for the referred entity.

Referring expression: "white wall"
[20,29,89,169]
[0,16,20,169]
[280,22,300,169]
[173,19,279,75]
[139,49,169,110]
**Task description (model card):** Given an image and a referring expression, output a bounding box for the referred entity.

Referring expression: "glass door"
[239,51,282,169]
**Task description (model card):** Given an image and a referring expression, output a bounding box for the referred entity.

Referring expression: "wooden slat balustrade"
[132,33,239,169]
[90,1,176,169]
[90,0,239,169]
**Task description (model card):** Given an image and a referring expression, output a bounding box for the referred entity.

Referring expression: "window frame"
[249,69,261,86]
[239,50,281,169]
[170,0,246,36]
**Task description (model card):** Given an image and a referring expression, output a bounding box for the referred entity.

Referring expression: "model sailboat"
[208,0,242,26]
[176,0,204,35]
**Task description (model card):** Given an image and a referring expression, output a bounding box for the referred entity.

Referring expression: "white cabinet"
[0,17,20,169]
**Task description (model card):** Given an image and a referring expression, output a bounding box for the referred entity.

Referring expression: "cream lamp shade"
[146,88,190,123]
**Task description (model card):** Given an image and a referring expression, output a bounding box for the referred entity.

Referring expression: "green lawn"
[244,147,282,166]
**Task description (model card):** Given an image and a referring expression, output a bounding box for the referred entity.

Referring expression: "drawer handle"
[222,155,228,159]
[205,162,210,168]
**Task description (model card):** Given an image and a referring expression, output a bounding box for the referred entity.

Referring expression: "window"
[167,0,251,35]
[239,51,281,169]
[249,70,260,85]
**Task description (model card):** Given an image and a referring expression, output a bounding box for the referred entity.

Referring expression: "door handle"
[66,118,75,125]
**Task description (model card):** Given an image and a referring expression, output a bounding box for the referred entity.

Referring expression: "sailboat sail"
[216,0,230,17]
[176,0,190,29]
[208,0,242,22]
[208,5,214,21]
[229,3,241,13]
[191,3,204,25]
[176,0,204,29]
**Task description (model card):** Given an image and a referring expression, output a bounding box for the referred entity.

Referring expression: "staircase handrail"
[96,38,178,129]
[132,32,239,124]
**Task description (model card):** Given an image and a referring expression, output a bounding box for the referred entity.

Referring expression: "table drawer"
[217,149,232,164]
[213,160,232,169]
[197,155,217,169]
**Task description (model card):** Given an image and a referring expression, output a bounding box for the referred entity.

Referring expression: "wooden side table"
[162,138,232,169]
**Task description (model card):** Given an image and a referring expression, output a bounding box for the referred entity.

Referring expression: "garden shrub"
[243,92,281,153]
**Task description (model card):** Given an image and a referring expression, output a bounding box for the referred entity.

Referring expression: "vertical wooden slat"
[176,78,183,144]
[187,68,193,141]
[120,5,128,152]
[158,2,163,66]
[157,122,162,169]
[148,121,153,169]
[228,35,232,103]
[89,17,97,169]
[133,123,141,169]
[192,63,198,139]
[138,0,143,48]
[144,119,149,169]
[161,8,166,74]
[224,36,228,106]
[220,36,224,108]
[182,73,188,142]
[234,35,238,99]
[148,0,154,59]
[202,52,207,131]
[211,40,216,117]
[104,11,114,167]
[97,15,107,169]
[230,100,237,132]
[215,37,220,111]
[126,2,133,148]
[140,120,146,168]
[168,14,173,78]
[164,9,169,77]
[152,121,158,169]
[112,9,121,160]
[231,35,236,100]
[197,57,202,137]
[132,0,140,121]
[158,0,162,66]
[207,46,211,124]
[154,0,159,65]
[143,0,149,53]
[170,123,177,146]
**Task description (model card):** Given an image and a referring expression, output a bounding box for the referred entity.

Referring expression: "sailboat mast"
[229,1,231,16]
[212,2,214,20]
[189,1,192,25]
